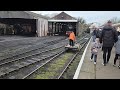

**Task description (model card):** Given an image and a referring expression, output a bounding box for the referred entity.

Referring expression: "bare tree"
[77,17,88,35]
[110,17,120,24]
[78,17,86,24]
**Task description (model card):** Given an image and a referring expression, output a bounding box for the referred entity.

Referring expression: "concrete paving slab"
[77,40,120,79]
[78,71,95,79]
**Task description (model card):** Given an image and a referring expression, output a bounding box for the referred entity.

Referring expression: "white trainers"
[102,63,106,66]
[113,64,116,67]
[90,58,92,62]
[94,62,96,65]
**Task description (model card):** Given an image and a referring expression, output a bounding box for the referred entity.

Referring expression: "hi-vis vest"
[69,32,75,41]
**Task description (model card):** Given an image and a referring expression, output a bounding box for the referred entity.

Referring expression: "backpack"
[92,47,98,53]
[102,28,115,47]
[91,42,99,55]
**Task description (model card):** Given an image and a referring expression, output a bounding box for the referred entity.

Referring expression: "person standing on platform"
[90,38,101,64]
[69,31,76,47]
[113,28,120,68]
[100,20,118,66]
[92,27,100,42]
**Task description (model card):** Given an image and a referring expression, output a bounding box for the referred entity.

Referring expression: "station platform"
[74,38,120,79]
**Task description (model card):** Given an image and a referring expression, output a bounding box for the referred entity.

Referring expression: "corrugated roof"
[24,11,49,19]
[0,11,33,19]
[0,11,48,19]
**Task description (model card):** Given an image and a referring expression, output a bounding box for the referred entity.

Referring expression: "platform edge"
[73,37,92,79]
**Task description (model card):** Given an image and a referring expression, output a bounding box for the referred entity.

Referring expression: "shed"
[0,11,48,37]
[48,12,79,36]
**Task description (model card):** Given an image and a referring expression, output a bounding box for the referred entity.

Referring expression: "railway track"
[0,48,65,79]
[0,33,90,79]
[0,36,66,61]
[0,37,68,79]
[57,35,91,79]
[0,32,86,64]
[22,34,91,79]
[0,33,86,59]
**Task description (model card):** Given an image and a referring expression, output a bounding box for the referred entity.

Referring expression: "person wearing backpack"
[100,20,118,66]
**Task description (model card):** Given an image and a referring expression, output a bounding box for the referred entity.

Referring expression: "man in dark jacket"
[100,20,118,66]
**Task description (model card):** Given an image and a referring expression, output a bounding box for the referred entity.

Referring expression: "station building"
[48,12,80,36]
[0,11,81,37]
[0,11,48,37]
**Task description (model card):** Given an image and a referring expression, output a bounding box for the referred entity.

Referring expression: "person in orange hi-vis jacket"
[69,31,76,47]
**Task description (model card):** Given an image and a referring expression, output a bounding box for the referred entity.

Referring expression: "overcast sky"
[32,11,120,25]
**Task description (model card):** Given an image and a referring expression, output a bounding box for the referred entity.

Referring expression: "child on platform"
[90,38,101,64]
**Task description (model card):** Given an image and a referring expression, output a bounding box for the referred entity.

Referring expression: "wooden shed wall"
[37,18,48,37]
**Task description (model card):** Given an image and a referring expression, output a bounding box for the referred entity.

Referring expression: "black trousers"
[69,39,74,46]
[114,54,120,65]
[103,47,113,64]
[91,54,97,62]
